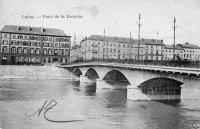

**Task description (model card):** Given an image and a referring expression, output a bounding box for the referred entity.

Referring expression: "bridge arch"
[138,77,183,95]
[103,70,130,86]
[73,68,82,77]
[85,68,99,80]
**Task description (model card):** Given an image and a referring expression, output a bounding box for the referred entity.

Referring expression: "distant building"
[80,35,146,61]
[141,39,165,60]
[0,25,71,65]
[176,42,200,61]
[164,45,184,60]
[72,35,200,63]
[70,45,82,63]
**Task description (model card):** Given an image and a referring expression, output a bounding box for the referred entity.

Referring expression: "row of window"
[2,34,70,42]
[1,46,68,55]
[2,40,70,48]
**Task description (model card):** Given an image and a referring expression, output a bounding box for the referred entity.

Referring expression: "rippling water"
[0,78,200,129]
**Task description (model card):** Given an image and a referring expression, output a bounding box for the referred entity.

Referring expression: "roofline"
[0,31,71,38]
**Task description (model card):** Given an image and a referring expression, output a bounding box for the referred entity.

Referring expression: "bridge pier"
[127,85,150,100]
[96,79,128,89]
[80,75,95,83]
[96,79,113,89]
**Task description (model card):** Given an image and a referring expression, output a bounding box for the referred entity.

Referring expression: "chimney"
[28,26,32,31]
[17,25,21,31]
[41,27,45,33]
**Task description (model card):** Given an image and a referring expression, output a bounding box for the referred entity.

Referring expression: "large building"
[72,35,200,62]
[176,42,200,61]
[80,35,145,60]
[80,35,165,61]
[0,25,71,65]
[164,45,184,60]
[141,39,165,60]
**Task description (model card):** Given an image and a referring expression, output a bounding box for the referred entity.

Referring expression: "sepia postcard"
[0,0,200,129]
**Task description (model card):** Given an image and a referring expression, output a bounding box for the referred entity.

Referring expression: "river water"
[0,78,200,129]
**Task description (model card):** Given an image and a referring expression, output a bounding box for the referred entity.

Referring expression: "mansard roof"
[87,35,134,43]
[140,38,165,46]
[1,25,70,37]
[176,43,200,49]
[165,45,184,50]
[87,35,164,45]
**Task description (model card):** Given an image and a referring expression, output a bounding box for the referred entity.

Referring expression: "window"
[23,41,28,46]
[55,37,60,42]
[54,49,58,55]
[43,42,48,47]
[30,48,34,54]
[11,47,16,53]
[48,42,52,47]
[36,49,40,54]
[49,37,53,41]
[23,48,28,54]
[17,41,22,45]
[43,49,47,55]
[30,36,35,40]
[11,40,16,45]
[60,50,64,55]
[3,34,8,38]
[60,43,64,48]
[118,44,120,47]
[54,43,59,47]
[2,46,8,53]
[18,35,23,39]
[3,40,8,44]
[17,47,22,53]
[24,35,28,40]
[12,35,16,39]
[43,37,48,41]
[65,50,69,55]
[48,49,52,55]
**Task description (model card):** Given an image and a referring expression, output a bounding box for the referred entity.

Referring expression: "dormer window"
[17,26,21,31]
[41,28,45,33]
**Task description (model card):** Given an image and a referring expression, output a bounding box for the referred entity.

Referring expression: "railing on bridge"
[69,59,200,69]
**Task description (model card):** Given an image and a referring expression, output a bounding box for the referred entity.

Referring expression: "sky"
[0,0,200,46]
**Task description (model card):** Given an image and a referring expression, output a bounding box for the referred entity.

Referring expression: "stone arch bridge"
[60,63,200,100]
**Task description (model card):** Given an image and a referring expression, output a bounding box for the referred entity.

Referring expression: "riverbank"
[0,65,72,79]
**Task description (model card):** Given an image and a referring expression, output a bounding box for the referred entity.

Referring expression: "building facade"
[142,39,165,60]
[164,45,184,60]
[80,35,146,61]
[0,25,71,65]
[176,43,200,61]
[72,35,200,62]
[70,45,82,63]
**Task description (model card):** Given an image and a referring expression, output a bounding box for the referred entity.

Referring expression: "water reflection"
[0,79,200,129]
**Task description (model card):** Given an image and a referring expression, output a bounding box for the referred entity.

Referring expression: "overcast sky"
[0,0,200,45]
